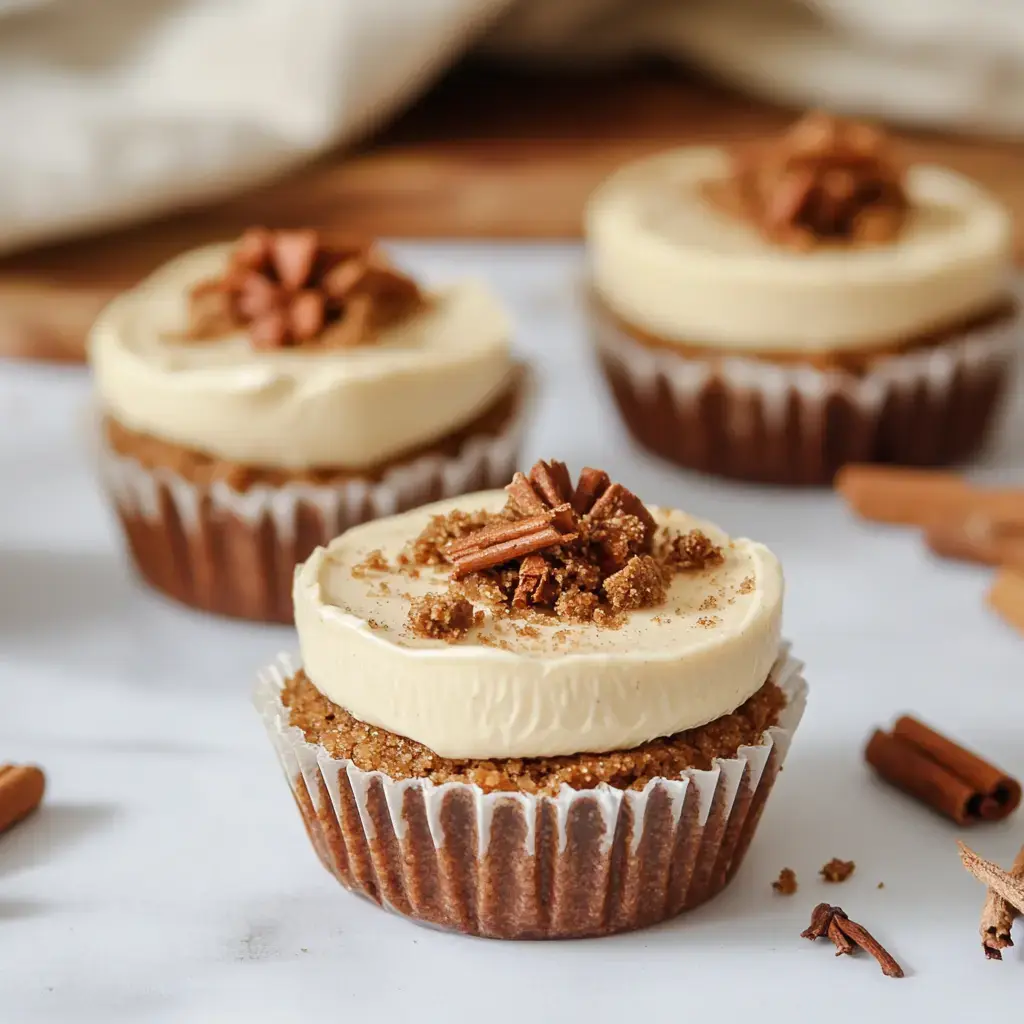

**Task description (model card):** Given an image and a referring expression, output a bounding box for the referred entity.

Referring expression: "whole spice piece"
[188,227,424,349]
[834,465,1024,528]
[925,515,1024,569]
[865,716,1021,825]
[820,858,856,883]
[446,506,579,577]
[772,868,798,895]
[988,568,1024,637]
[801,903,904,978]
[0,764,45,834]
[959,841,1024,959]
[714,111,908,250]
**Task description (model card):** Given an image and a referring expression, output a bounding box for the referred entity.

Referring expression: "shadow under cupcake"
[256,459,807,938]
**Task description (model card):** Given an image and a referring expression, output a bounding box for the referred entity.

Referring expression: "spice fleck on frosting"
[188,227,425,348]
[709,111,908,251]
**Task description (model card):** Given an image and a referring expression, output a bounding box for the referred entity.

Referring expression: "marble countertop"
[2,244,1023,1023]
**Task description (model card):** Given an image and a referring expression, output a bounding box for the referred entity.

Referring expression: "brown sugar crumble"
[283,670,787,795]
[396,459,723,633]
[406,593,479,642]
[773,868,798,895]
[699,595,719,611]
[696,616,720,629]
[821,858,856,883]
[351,548,390,578]
[738,576,755,595]
[662,529,725,572]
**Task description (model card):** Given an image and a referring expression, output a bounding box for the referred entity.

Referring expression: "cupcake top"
[89,229,513,471]
[586,112,1013,352]
[294,461,783,759]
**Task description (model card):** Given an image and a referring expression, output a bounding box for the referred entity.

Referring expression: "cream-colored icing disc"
[88,244,514,471]
[586,147,1013,351]
[294,491,784,759]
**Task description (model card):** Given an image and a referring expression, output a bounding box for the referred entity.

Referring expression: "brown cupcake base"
[256,648,807,940]
[97,377,529,622]
[593,299,1018,486]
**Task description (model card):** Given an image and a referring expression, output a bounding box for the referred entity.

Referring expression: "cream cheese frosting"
[88,244,514,471]
[586,147,1014,352]
[294,491,784,759]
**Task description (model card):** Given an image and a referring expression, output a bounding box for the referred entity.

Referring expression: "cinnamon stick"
[960,842,1024,959]
[835,465,1024,527]
[0,764,45,834]
[959,843,1024,936]
[865,717,1021,825]
[988,567,1024,636]
[925,515,1024,569]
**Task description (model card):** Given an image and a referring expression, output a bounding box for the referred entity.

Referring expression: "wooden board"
[4,63,1024,362]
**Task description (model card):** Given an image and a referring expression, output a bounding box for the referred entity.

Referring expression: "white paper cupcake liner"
[255,645,808,939]
[593,297,1020,484]
[95,377,531,621]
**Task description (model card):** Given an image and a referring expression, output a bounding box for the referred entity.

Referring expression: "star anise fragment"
[802,903,904,978]
[187,227,425,349]
[710,111,908,250]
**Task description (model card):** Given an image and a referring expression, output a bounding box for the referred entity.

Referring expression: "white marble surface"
[2,243,1024,1023]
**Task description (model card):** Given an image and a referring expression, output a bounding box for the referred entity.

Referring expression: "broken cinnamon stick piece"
[968,843,1024,960]
[959,842,1024,927]
[925,515,1024,569]
[988,567,1024,636]
[0,764,45,834]
[865,717,1020,825]
[835,465,1024,528]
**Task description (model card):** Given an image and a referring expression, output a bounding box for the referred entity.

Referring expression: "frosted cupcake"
[89,229,528,621]
[587,112,1019,485]
[256,459,807,938]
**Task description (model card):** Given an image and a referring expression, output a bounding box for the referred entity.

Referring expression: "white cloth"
[2,0,1023,254]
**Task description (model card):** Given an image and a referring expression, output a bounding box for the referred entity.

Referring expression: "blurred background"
[2,0,1024,361]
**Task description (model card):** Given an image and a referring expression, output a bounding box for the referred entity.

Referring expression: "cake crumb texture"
[283,670,786,795]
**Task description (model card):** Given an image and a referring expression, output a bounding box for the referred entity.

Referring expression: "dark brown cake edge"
[590,295,1018,486]
[95,376,530,622]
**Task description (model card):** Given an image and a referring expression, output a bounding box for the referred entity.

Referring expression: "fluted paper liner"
[95,382,529,622]
[593,299,1019,485]
[255,646,807,939]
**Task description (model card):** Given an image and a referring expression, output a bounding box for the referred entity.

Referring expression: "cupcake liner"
[592,297,1019,485]
[96,379,531,622]
[255,645,808,940]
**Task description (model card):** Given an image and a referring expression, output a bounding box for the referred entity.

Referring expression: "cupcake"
[89,229,528,621]
[256,459,807,938]
[587,112,1019,485]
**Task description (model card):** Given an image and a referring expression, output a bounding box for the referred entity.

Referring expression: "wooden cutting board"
[4,64,1024,362]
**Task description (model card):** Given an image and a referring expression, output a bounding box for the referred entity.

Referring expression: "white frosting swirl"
[88,244,514,470]
[586,147,1013,352]
[294,491,784,759]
